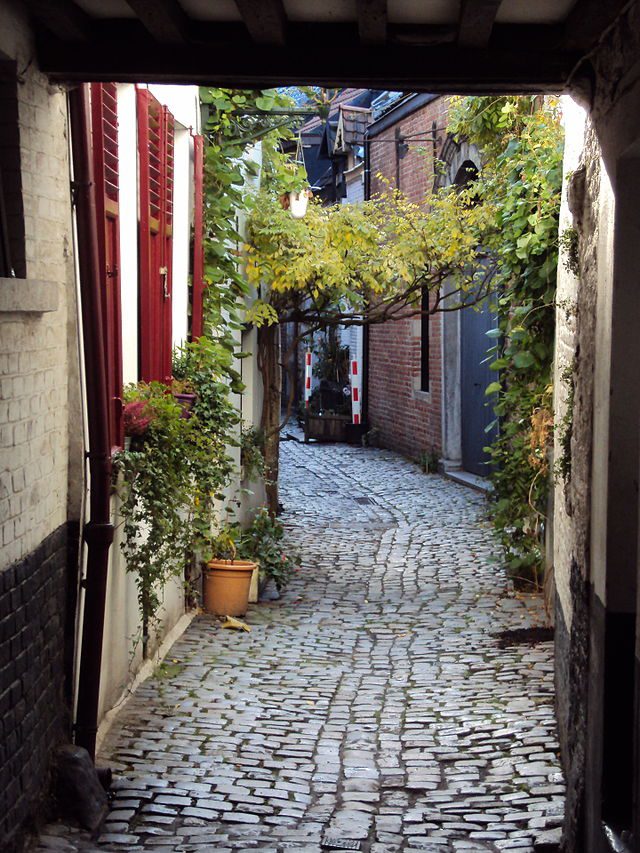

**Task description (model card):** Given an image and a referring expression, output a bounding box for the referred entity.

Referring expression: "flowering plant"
[123,399,154,437]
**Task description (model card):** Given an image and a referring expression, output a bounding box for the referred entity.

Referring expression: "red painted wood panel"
[137,87,175,382]
[91,82,123,449]
[191,133,205,340]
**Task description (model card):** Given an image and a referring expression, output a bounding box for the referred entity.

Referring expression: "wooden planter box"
[304,412,351,443]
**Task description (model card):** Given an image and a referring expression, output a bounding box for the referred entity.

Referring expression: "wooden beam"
[24,0,92,42]
[35,25,578,93]
[562,0,631,51]
[234,0,287,46]
[125,0,190,44]
[391,24,457,46]
[357,0,387,46]
[458,0,502,48]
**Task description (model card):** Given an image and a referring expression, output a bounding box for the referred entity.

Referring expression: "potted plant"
[170,377,197,419]
[171,345,199,418]
[238,508,299,595]
[203,527,257,617]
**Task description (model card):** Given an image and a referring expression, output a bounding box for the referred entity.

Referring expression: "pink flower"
[123,400,153,437]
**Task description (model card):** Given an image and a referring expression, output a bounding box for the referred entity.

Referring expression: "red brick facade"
[368,96,449,461]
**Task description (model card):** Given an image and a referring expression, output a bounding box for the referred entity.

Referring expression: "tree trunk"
[259,323,281,516]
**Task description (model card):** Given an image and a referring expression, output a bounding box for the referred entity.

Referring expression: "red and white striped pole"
[350,358,361,425]
[304,350,313,408]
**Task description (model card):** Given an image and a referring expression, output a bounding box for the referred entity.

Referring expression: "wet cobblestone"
[37,436,564,852]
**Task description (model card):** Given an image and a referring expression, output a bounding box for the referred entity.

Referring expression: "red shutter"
[137,87,175,382]
[191,133,205,340]
[91,82,123,449]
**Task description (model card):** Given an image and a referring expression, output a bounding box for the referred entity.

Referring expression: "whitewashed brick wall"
[0,1,79,570]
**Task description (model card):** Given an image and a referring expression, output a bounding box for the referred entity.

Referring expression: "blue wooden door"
[461,302,497,476]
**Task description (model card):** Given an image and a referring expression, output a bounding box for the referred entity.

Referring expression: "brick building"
[367,94,447,462]
[366,94,494,477]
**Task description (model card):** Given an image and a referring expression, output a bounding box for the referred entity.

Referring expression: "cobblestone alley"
[39,437,565,853]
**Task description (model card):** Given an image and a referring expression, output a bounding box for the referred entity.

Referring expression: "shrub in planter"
[238,508,300,592]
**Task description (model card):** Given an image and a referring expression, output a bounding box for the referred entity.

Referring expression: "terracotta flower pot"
[203,559,257,616]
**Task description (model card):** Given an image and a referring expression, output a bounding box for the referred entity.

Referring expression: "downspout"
[362,132,371,425]
[68,84,114,761]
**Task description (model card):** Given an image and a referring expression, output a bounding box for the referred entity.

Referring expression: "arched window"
[454,160,479,188]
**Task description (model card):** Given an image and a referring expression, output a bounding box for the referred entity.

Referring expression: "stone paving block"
[36,434,565,852]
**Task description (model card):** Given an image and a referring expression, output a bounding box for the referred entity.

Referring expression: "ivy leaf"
[512,351,536,369]
[255,95,275,111]
[485,381,502,395]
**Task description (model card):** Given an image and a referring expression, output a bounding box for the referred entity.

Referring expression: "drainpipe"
[362,132,371,425]
[68,84,114,761]
[364,129,371,201]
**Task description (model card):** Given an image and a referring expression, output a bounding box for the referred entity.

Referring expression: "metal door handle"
[160,266,169,298]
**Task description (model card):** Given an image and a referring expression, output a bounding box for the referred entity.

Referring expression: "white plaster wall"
[553,98,617,625]
[589,162,618,607]
[116,84,139,385]
[171,125,191,349]
[98,499,185,721]
[98,500,143,720]
[237,143,267,518]
[553,97,587,628]
[148,85,201,134]
[96,85,200,724]
[239,325,267,518]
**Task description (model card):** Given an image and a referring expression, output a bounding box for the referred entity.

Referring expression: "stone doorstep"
[443,468,492,494]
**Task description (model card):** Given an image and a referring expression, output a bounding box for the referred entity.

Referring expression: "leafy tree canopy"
[245,180,497,335]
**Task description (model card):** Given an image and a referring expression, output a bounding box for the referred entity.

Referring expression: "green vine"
[449,96,564,588]
[559,226,580,277]
[113,338,241,643]
[555,359,575,484]
[240,425,266,482]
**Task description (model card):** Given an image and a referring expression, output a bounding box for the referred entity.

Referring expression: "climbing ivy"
[449,96,564,587]
[199,87,306,335]
[114,357,240,646]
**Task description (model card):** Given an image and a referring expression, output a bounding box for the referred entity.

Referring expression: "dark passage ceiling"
[24,0,627,92]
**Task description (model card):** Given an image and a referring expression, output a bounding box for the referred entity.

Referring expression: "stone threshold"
[444,468,492,493]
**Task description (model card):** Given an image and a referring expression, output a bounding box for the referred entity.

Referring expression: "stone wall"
[553,107,617,853]
[367,96,448,460]
[554,2,640,842]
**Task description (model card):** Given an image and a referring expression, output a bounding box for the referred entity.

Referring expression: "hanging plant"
[113,340,241,645]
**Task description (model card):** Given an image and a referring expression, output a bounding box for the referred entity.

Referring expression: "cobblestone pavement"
[37,436,564,852]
